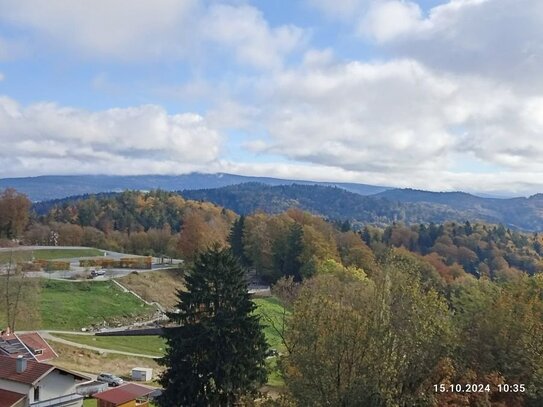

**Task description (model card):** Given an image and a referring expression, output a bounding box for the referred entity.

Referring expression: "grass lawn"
[83,399,97,407]
[253,296,290,388]
[40,279,155,330]
[116,269,185,309]
[0,247,103,263]
[51,333,166,357]
[254,296,289,352]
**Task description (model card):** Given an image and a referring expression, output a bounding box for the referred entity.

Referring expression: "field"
[0,247,103,263]
[50,340,162,379]
[254,297,289,351]
[116,269,185,309]
[40,280,156,330]
[0,279,156,330]
[254,297,289,387]
[51,333,166,357]
[49,297,286,356]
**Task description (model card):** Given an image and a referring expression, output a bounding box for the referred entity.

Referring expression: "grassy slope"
[40,280,155,330]
[0,248,103,263]
[254,297,289,352]
[50,341,161,379]
[253,297,289,387]
[51,333,166,357]
[116,269,185,309]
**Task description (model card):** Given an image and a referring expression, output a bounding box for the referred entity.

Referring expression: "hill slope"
[183,184,543,231]
[0,173,390,201]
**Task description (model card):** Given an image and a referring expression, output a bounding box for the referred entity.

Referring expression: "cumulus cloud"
[0,0,305,68]
[201,4,306,69]
[313,0,543,88]
[0,96,221,176]
[0,0,198,59]
[207,56,543,194]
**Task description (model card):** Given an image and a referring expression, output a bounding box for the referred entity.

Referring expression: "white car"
[97,373,124,387]
[91,269,106,277]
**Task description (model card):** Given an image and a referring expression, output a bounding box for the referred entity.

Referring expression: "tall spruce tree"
[228,215,250,266]
[158,246,268,406]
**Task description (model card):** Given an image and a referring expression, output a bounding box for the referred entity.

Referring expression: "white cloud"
[323,0,543,90]
[359,1,424,42]
[0,0,306,68]
[201,4,306,69]
[202,57,543,194]
[0,96,222,176]
[0,0,198,59]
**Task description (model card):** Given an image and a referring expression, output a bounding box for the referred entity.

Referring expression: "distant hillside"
[0,173,390,201]
[182,184,543,231]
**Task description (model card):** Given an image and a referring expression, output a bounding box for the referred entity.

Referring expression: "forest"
[2,187,543,405]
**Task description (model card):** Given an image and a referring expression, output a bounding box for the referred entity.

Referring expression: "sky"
[1,0,543,196]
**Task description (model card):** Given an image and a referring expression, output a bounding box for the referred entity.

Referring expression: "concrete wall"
[34,370,82,406]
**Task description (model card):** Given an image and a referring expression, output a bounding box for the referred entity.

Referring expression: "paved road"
[41,331,160,359]
[0,245,184,279]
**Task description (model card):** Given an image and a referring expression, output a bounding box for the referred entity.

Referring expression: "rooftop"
[93,383,155,405]
[0,389,26,407]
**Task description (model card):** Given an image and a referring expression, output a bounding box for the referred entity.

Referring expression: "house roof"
[16,332,57,362]
[0,355,89,386]
[0,389,26,407]
[0,332,33,360]
[93,383,155,405]
[0,355,53,385]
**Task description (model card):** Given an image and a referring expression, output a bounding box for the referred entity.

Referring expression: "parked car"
[97,373,124,387]
[91,269,106,277]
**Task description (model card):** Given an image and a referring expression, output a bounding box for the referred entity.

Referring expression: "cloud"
[314,0,543,89]
[202,56,543,194]
[0,0,306,68]
[0,96,222,176]
[201,4,306,70]
[0,72,4,81]
[0,0,198,59]
[359,1,424,42]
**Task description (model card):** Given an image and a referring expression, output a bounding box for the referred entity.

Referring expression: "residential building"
[0,354,88,407]
[0,329,57,362]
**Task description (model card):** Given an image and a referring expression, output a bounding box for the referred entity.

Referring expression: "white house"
[0,355,89,407]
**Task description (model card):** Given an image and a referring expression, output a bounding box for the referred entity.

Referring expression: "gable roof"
[0,333,33,360]
[0,355,89,386]
[0,389,26,407]
[0,355,53,385]
[17,332,57,362]
[93,383,155,405]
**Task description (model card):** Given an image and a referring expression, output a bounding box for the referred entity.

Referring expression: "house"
[92,383,155,407]
[0,328,57,362]
[0,354,89,407]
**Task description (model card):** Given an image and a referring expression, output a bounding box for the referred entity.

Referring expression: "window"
[34,386,40,401]
[34,349,44,355]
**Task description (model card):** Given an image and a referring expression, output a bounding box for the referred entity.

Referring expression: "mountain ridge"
[0,173,390,201]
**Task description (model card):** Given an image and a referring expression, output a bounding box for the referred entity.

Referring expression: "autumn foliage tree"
[0,188,31,239]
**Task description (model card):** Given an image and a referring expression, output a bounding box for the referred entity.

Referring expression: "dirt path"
[41,331,160,359]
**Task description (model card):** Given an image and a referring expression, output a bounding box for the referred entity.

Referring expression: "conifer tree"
[228,215,250,266]
[159,246,268,406]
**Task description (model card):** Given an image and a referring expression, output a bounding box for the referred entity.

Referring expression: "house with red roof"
[0,328,57,362]
[92,383,155,407]
[0,354,88,407]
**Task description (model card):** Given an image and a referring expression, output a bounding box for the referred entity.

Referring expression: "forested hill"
[182,183,543,231]
[0,173,389,201]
